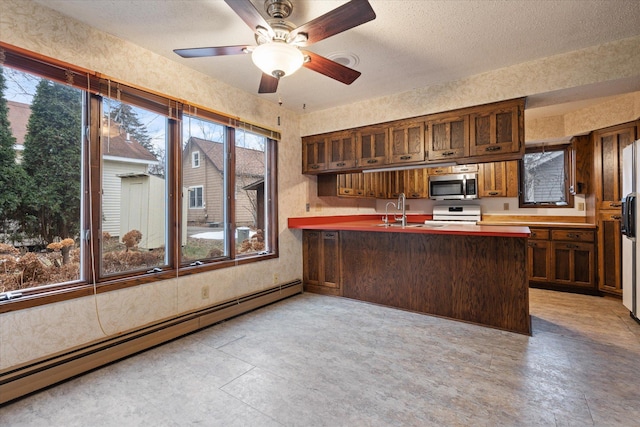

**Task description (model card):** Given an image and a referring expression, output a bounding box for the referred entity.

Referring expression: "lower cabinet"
[302,230,341,295]
[597,210,622,296]
[528,227,597,294]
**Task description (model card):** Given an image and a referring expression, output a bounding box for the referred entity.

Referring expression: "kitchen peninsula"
[289,215,531,335]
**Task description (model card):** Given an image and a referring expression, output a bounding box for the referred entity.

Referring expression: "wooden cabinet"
[388,120,425,164]
[302,135,328,173]
[597,210,623,295]
[568,135,592,195]
[356,125,387,169]
[337,173,365,197]
[593,122,636,210]
[528,227,597,294]
[426,113,469,161]
[477,160,518,197]
[469,102,523,159]
[302,230,341,295]
[403,168,429,198]
[527,228,551,283]
[328,131,356,171]
[388,170,404,199]
[428,164,478,175]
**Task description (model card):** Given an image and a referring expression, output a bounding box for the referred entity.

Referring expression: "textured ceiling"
[33,0,640,116]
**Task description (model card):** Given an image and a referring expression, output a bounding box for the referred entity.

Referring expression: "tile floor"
[1,289,639,426]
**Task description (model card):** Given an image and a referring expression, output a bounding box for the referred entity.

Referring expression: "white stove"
[428,205,482,224]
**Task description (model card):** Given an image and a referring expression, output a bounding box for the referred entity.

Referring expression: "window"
[0,67,84,293]
[0,44,279,309]
[188,186,204,209]
[520,145,573,208]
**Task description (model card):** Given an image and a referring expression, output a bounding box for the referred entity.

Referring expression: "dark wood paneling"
[340,231,530,334]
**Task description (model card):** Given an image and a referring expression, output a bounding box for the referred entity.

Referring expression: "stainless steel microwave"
[429,173,478,200]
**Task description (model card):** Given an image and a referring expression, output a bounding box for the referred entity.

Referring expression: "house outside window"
[520,145,573,208]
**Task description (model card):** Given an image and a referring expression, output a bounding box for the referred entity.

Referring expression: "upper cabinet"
[568,135,592,195]
[469,101,523,159]
[302,135,328,174]
[477,160,519,198]
[593,122,637,211]
[356,125,387,169]
[388,120,425,164]
[328,131,356,171]
[426,113,469,161]
[302,98,525,175]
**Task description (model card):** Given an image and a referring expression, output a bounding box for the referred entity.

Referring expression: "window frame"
[191,151,200,168]
[519,144,574,208]
[188,185,204,209]
[0,42,280,313]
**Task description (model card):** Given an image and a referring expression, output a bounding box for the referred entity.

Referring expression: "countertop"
[288,215,531,238]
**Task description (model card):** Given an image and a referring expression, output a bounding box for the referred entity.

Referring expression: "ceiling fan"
[174,0,376,93]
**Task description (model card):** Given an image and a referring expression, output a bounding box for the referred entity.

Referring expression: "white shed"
[119,173,166,250]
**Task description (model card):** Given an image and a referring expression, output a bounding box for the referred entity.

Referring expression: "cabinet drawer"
[551,230,594,242]
[528,228,549,240]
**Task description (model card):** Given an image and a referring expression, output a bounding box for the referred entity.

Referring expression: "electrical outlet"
[305,203,310,212]
[578,202,585,211]
[503,203,509,211]
[201,286,209,299]
[273,273,279,284]
[405,204,410,211]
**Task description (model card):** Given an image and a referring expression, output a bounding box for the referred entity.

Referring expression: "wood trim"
[0,281,302,404]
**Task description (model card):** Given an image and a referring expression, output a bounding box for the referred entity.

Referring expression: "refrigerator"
[622,139,639,322]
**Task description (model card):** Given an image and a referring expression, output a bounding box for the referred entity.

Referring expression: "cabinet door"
[597,210,622,295]
[337,173,366,197]
[303,231,321,286]
[321,232,340,289]
[389,120,425,164]
[367,171,390,198]
[302,136,327,173]
[328,131,356,170]
[568,135,592,195]
[469,105,521,157]
[403,168,429,198]
[551,241,595,288]
[388,171,405,199]
[477,161,518,197]
[426,114,469,161]
[528,239,550,282]
[357,126,387,168]
[593,123,636,210]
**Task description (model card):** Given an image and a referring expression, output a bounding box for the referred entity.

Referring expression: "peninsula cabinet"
[356,125,387,169]
[328,131,356,171]
[302,230,341,295]
[477,160,519,198]
[426,113,469,161]
[388,120,425,164]
[469,102,522,159]
[302,135,328,174]
[528,227,597,294]
[593,122,636,211]
[597,210,622,295]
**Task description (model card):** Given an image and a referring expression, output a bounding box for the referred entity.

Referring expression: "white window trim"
[192,151,200,168]
[189,185,204,209]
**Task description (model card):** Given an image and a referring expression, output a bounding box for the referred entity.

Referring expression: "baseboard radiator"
[0,280,303,405]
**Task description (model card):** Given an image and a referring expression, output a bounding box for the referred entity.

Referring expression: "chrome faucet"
[383,201,396,226]
[395,193,407,227]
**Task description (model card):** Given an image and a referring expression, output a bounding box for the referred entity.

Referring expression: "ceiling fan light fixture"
[252,42,304,79]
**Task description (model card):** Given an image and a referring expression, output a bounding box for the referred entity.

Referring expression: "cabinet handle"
[400,155,412,160]
[356,191,364,195]
[344,190,350,194]
[410,193,420,198]
[325,233,335,238]
[442,151,455,156]
[611,215,622,220]
[489,191,499,196]
[609,203,622,208]
[337,162,346,167]
[434,169,444,173]
[566,233,579,238]
[565,244,579,249]
[528,242,537,247]
[310,165,319,169]
[485,146,502,152]
[367,159,378,164]
[530,232,537,238]
[458,168,469,171]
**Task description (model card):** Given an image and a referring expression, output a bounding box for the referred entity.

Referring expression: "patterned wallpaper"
[0,0,638,371]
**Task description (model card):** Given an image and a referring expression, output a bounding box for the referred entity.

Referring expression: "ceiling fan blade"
[289,0,376,47]
[302,51,361,85]
[174,45,249,58]
[224,0,275,39]
[258,73,279,93]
